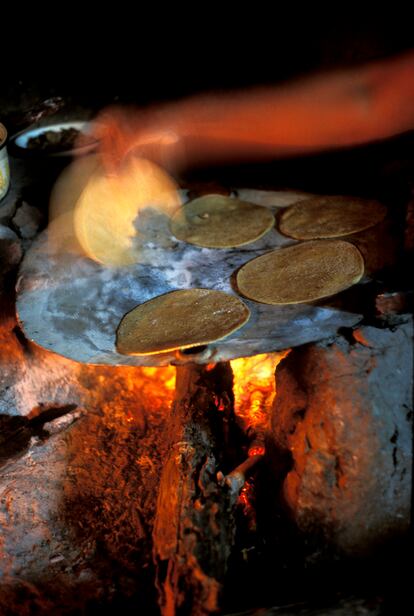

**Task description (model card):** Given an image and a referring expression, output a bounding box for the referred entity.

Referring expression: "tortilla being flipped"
[74,158,181,266]
[116,288,250,355]
[236,240,364,305]
[170,194,275,248]
[278,195,387,240]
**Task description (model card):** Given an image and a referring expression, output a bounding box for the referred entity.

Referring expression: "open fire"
[231,351,290,456]
[0,285,295,614]
[0,44,412,615]
[1,163,412,614]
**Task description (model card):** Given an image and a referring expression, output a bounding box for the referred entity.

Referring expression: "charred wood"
[153,362,242,616]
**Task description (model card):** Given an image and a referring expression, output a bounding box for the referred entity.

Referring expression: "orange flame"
[231,351,289,453]
[0,295,176,424]
[87,364,176,430]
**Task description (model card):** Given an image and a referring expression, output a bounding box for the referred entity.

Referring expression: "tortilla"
[236,240,364,305]
[170,194,275,248]
[235,188,313,207]
[74,158,180,266]
[278,195,387,240]
[116,288,250,355]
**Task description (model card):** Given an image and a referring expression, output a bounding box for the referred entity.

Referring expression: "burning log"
[153,362,242,616]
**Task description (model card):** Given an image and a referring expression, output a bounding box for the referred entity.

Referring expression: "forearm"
[95,50,414,171]
[171,49,414,161]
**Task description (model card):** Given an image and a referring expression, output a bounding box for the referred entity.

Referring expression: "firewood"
[153,362,242,616]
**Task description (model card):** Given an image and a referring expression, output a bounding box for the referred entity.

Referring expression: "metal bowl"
[10,121,98,158]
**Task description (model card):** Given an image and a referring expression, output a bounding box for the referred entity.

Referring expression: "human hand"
[88,104,186,175]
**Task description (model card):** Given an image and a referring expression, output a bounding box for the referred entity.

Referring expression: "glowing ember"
[238,478,257,532]
[247,445,266,457]
[84,364,176,430]
[230,352,289,525]
[231,352,290,453]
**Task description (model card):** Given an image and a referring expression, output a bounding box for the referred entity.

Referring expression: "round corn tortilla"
[278,195,387,240]
[74,158,181,266]
[116,289,250,355]
[236,240,364,305]
[170,194,275,248]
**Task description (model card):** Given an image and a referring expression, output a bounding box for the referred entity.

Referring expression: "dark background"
[3,19,414,110]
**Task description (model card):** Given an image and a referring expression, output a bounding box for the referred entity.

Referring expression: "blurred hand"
[87,49,414,176]
[88,104,185,174]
